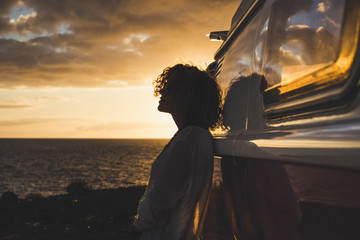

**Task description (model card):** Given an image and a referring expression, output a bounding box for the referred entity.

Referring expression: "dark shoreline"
[1,185,146,240]
[1,184,360,240]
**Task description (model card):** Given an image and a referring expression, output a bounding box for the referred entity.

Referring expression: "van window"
[262,0,359,113]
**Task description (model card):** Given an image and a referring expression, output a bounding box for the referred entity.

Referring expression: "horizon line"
[0,137,170,140]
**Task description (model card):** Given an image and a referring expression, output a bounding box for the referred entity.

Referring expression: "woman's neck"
[171,112,185,130]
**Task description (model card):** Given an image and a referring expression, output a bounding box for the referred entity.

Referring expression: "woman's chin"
[158,105,169,113]
[157,104,164,112]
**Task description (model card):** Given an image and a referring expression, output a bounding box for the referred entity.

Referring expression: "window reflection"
[215,9,263,134]
[263,0,344,92]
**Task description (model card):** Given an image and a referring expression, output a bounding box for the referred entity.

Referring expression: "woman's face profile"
[157,77,179,115]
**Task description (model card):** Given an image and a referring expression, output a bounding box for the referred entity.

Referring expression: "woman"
[134,64,222,239]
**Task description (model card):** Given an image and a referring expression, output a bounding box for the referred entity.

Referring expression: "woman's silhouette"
[134,64,222,239]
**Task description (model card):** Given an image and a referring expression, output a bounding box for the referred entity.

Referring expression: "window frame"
[262,0,360,121]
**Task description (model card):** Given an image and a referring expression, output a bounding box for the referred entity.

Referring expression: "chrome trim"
[214,0,265,59]
[215,116,360,170]
[215,57,224,78]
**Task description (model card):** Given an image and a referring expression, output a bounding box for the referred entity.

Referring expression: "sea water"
[1,138,360,207]
[0,138,168,198]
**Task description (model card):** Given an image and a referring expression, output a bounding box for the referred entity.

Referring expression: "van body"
[207,0,360,239]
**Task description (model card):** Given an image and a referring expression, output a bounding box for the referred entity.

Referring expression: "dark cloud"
[0,0,15,33]
[0,0,239,88]
[0,0,16,14]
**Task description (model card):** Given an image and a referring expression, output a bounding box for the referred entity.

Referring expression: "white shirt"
[134,126,214,240]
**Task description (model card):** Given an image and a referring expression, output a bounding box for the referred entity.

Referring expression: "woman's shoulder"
[178,125,211,137]
[176,126,213,146]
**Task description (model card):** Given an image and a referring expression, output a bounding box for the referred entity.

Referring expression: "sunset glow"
[0,0,239,138]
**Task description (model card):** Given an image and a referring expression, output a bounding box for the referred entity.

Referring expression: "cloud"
[33,95,63,101]
[0,95,62,109]
[9,11,37,26]
[0,104,33,109]
[77,121,172,132]
[0,97,33,108]
[0,118,61,126]
[317,1,331,13]
[0,0,239,88]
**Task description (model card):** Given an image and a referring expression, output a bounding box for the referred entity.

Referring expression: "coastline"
[1,184,145,240]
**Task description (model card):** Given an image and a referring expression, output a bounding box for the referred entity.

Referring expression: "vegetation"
[0,182,144,240]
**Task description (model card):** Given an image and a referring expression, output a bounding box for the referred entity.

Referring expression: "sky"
[0,0,239,138]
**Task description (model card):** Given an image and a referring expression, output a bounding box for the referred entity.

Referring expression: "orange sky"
[0,0,239,138]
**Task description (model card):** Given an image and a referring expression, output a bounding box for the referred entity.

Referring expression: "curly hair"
[153,64,223,130]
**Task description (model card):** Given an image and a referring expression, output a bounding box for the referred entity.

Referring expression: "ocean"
[0,138,168,198]
[1,138,360,208]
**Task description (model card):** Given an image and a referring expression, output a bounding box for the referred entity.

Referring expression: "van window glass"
[216,9,263,133]
[262,0,347,103]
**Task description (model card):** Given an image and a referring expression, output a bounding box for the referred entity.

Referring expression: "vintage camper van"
[207,0,360,239]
